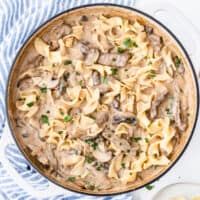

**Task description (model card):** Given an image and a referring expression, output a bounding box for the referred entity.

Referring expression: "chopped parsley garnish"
[121,163,125,169]
[124,38,138,48]
[52,64,56,67]
[145,184,154,190]
[85,139,98,150]
[68,176,75,182]
[91,142,98,150]
[79,80,83,86]
[110,67,118,75]
[64,115,73,122]
[40,87,47,93]
[112,57,116,61]
[174,56,181,68]
[88,184,95,190]
[60,110,64,115]
[148,69,156,78]
[134,137,142,143]
[58,131,63,134]
[88,115,96,120]
[165,108,171,114]
[145,138,149,143]
[86,155,94,164]
[64,60,72,65]
[117,46,124,53]
[103,76,109,84]
[133,41,138,47]
[124,38,132,48]
[27,102,34,107]
[41,115,49,125]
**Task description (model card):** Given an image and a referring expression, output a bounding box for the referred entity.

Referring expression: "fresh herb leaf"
[121,163,125,169]
[112,57,116,61]
[88,184,95,190]
[170,119,175,125]
[165,108,171,114]
[52,64,56,67]
[40,87,47,93]
[64,115,73,122]
[148,69,156,78]
[145,184,154,190]
[145,138,149,143]
[134,137,142,143]
[58,131,63,134]
[117,46,124,53]
[79,80,83,86]
[64,60,72,65]
[174,56,181,68]
[68,176,75,182]
[91,142,98,150]
[103,76,109,84]
[132,41,138,47]
[41,115,49,125]
[27,102,34,107]
[124,38,133,48]
[86,156,94,164]
[110,67,118,75]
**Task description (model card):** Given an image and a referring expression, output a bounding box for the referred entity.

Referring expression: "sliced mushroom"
[42,22,71,51]
[112,115,137,125]
[92,70,101,86]
[79,42,90,55]
[98,53,130,67]
[144,25,153,35]
[113,95,120,109]
[150,86,168,119]
[85,48,100,65]
[93,142,112,163]
[148,34,163,52]
[95,111,109,126]
[54,78,67,98]
[46,144,58,169]
[171,95,187,131]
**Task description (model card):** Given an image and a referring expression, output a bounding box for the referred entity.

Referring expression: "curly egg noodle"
[15,14,190,191]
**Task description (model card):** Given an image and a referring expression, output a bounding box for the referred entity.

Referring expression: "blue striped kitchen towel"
[0,0,136,199]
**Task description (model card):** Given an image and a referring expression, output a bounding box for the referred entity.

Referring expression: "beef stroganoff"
[13,10,195,191]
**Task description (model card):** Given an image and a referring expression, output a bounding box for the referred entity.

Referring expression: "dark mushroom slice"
[112,95,120,110]
[42,21,72,51]
[85,48,100,65]
[92,70,101,86]
[148,34,163,52]
[98,53,131,67]
[112,115,137,125]
[95,111,109,126]
[171,95,187,131]
[144,25,153,35]
[79,42,90,55]
[150,87,168,119]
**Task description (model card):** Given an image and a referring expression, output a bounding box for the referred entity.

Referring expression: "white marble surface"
[133,0,200,199]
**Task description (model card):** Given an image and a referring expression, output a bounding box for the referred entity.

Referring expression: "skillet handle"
[137,1,200,75]
[0,122,73,198]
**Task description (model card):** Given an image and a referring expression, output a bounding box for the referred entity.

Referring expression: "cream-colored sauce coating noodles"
[15,14,190,191]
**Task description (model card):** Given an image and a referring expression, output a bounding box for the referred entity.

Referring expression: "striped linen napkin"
[0,0,136,199]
